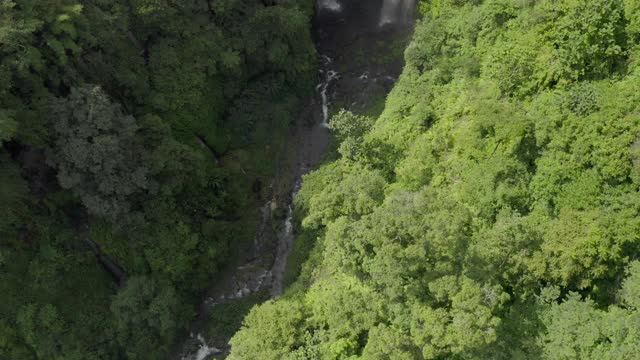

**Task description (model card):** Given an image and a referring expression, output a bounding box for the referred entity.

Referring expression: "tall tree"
[48,85,154,221]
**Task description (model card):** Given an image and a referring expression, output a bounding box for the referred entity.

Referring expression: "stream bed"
[177,1,415,358]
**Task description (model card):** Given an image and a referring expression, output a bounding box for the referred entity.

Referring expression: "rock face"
[314,0,416,118]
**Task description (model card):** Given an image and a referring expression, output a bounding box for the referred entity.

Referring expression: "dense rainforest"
[4,0,640,359]
[0,0,316,358]
[229,0,640,359]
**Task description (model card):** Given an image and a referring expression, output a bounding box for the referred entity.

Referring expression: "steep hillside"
[229,1,640,359]
[0,0,315,358]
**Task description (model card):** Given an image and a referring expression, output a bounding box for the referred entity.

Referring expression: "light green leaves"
[539,262,640,360]
[228,300,305,360]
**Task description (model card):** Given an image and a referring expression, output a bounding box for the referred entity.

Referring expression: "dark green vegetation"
[229,0,640,359]
[0,0,315,358]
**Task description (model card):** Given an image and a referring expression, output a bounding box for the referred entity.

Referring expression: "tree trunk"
[84,237,128,286]
[196,135,220,165]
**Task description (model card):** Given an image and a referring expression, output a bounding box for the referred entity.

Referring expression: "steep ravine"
[177,1,415,358]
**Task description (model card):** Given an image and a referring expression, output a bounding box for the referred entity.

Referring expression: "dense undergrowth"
[0,0,315,358]
[229,1,640,359]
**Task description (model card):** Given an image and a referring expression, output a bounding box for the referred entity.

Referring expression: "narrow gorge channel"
[178,1,416,358]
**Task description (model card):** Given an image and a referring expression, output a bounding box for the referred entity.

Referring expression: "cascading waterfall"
[317,55,340,128]
[269,179,302,297]
[379,0,416,26]
[182,334,221,360]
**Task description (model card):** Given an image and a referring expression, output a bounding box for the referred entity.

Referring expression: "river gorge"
[178,1,416,358]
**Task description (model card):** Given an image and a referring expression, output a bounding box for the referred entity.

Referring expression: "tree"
[305,274,382,349]
[362,324,421,360]
[0,110,17,141]
[547,0,627,81]
[15,303,93,360]
[481,35,539,97]
[329,109,373,143]
[410,276,503,359]
[1,0,318,358]
[301,162,386,228]
[48,85,154,221]
[0,154,29,237]
[620,261,640,309]
[0,318,34,360]
[539,263,640,360]
[111,276,191,359]
[625,0,640,40]
[227,1,640,359]
[228,299,305,360]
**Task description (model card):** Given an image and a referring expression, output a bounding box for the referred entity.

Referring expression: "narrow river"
[177,1,415,358]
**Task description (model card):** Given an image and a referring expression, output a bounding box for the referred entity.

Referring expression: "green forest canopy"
[1,0,315,358]
[229,0,640,359]
[4,0,640,359]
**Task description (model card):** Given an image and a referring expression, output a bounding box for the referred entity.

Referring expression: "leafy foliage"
[48,86,153,220]
[111,277,191,358]
[539,262,640,359]
[229,1,640,359]
[0,0,315,358]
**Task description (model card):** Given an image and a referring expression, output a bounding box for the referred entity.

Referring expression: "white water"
[182,334,221,360]
[318,0,342,12]
[270,178,304,297]
[317,56,340,128]
[270,205,293,294]
[379,0,415,26]
[179,200,274,359]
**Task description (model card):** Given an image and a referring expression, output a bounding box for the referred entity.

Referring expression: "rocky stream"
[177,1,416,358]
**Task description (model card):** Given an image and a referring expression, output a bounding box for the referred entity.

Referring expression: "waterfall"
[270,177,304,297]
[318,0,342,12]
[379,0,415,26]
[317,55,339,128]
[181,334,221,360]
